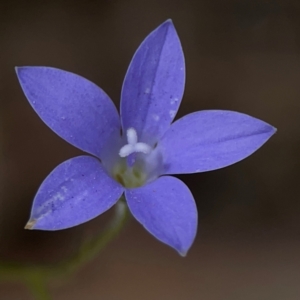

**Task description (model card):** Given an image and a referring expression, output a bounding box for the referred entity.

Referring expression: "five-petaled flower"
[16,20,276,256]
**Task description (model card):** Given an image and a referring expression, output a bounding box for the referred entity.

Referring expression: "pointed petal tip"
[161,19,175,29]
[271,126,277,134]
[265,124,277,139]
[164,19,173,24]
[15,66,30,79]
[24,219,37,230]
[178,249,188,257]
[15,66,27,72]
[177,242,194,257]
[15,66,22,75]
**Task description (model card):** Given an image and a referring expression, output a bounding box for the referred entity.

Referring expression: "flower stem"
[57,198,130,275]
[26,275,51,300]
[0,199,130,298]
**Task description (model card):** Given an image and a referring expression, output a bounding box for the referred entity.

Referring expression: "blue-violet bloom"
[16,20,276,256]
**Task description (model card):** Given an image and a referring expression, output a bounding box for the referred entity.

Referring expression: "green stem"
[0,199,130,298]
[58,198,130,275]
[26,275,51,300]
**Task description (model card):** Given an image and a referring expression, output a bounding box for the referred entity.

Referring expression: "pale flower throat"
[112,128,160,188]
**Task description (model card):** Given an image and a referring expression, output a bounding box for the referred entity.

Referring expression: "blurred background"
[0,0,299,299]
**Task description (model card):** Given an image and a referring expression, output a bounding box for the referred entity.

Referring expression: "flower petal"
[26,156,124,230]
[125,176,197,255]
[159,110,276,174]
[16,67,120,158]
[121,20,185,145]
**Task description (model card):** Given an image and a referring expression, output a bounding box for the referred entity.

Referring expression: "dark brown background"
[0,0,299,299]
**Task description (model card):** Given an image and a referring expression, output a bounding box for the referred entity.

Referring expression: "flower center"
[112,128,161,188]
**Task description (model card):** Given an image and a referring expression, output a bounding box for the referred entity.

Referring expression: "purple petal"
[26,156,124,230]
[125,176,197,255]
[159,110,276,174]
[16,67,120,158]
[121,20,185,145]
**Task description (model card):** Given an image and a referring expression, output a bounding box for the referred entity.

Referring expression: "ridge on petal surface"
[16,66,120,158]
[159,110,276,174]
[121,20,185,145]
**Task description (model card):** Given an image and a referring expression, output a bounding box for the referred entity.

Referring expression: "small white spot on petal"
[145,87,150,94]
[169,110,176,118]
[153,114,160,121]
[61,186,67,192]
[170,98,179,105]
[56,193,65,201]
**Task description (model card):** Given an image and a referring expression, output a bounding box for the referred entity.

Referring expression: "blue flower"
[16,20,276,255]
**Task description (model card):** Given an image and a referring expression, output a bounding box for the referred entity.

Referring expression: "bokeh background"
[0,0,299,299]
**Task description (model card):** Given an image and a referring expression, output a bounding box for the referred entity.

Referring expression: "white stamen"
[119,144,134,157]
[127,127,137,145]
[119,128,152,158]
[134,143,152,154]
